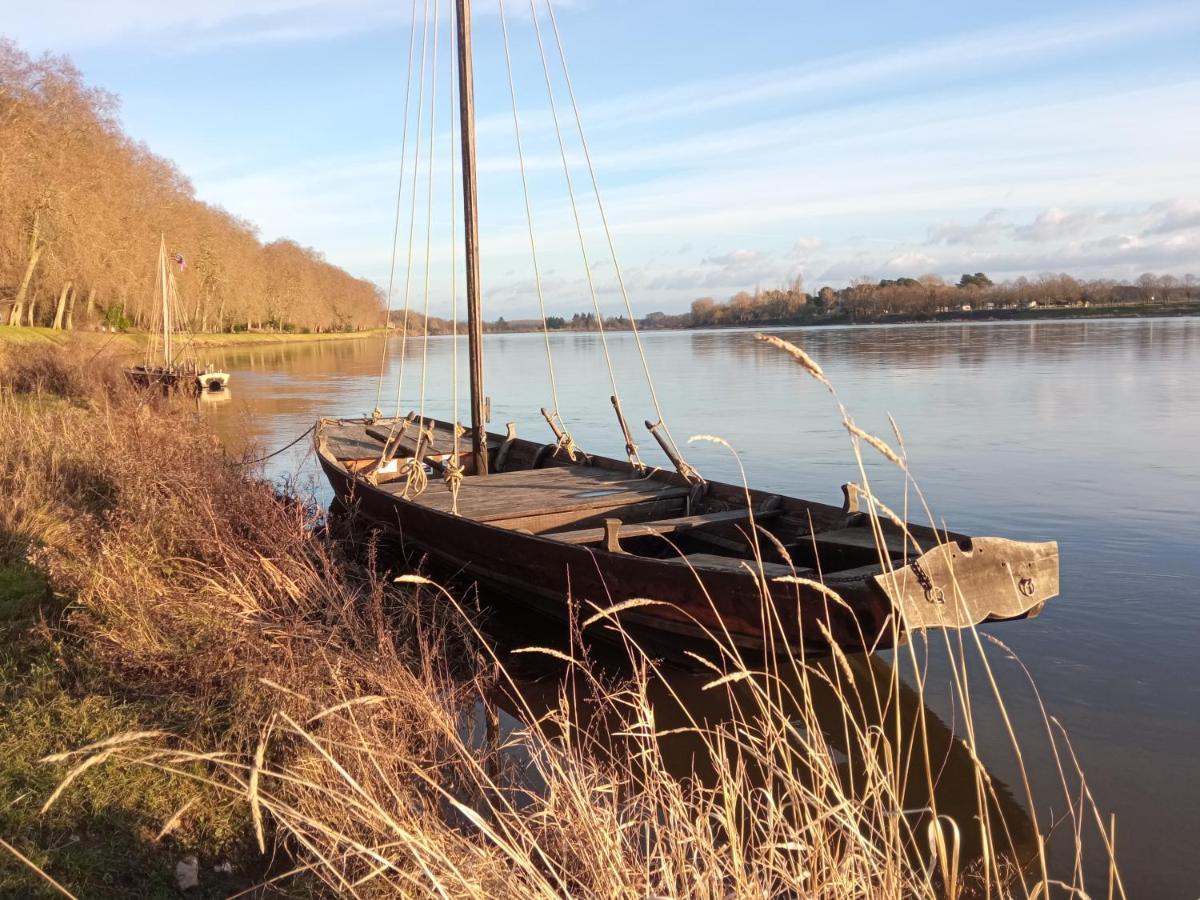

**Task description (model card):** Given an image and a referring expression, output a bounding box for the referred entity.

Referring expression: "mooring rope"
[244,424,316,465]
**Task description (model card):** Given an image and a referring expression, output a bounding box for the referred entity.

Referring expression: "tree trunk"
[83,287,95,327]
[27,293,39,327]
[65,285,78,330]
[9,211,44,326]
[52,280,72,330]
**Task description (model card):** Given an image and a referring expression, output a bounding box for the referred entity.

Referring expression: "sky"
[5,0,1200,318]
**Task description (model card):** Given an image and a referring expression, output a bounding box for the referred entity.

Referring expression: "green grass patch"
[0,563,255,898]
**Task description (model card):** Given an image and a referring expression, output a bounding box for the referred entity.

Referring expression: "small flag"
[173,253,187,272]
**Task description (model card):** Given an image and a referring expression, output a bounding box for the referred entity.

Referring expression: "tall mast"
[454,0,488,474]
[159,234,172,367]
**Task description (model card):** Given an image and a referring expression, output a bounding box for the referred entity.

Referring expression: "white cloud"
[11,0,1197,313]
[1144,200,1200,235]
[1013,207,1103,241]
[928,209,1009,246]
[3,0,582,53]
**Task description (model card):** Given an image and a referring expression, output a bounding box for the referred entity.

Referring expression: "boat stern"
[873,537,1059,631]
[197,371,230,392]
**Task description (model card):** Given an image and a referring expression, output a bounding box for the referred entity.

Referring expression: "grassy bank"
[0,343,1122,898]
[0,325,385,353]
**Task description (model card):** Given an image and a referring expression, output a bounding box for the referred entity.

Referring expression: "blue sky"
[6,0,1200,317]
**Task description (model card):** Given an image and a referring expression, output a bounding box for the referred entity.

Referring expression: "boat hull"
[318,451,876,655]
[125,366,230,395]
[315,421,1059,657]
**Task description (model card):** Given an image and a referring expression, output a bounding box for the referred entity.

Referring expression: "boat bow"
[873,537,1059,630]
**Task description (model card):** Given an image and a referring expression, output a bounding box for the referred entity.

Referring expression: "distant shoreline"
[0,326,386,353]
[5,304,1195,356]
[479,302,1200,335]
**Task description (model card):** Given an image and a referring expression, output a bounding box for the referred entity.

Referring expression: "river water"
[202,318,1200,897]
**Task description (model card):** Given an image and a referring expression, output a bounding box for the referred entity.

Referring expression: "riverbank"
[0,325,385,354]
[0,343,1121,898]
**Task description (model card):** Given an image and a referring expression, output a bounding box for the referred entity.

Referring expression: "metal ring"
[1019,578,1036,597]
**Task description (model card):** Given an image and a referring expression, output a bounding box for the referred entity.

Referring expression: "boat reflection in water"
[474,610,1037,893]
[197,386,233,405]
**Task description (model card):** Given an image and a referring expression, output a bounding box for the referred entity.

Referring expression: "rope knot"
[443,460,465,515]
[556,429,581,462]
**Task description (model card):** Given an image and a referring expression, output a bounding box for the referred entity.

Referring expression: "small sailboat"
[315,0,1058,656]
[124,236,229,395]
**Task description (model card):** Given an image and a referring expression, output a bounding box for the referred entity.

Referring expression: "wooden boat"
[316,414,1058,654]
[315,0,1058,655]
[123,235,230,395]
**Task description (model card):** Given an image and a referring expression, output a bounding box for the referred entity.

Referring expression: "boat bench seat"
[665,553,812,578]
[542,507,780,545]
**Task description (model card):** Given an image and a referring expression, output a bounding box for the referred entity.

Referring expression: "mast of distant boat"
[158,234,172,369]
[454,0,488,474]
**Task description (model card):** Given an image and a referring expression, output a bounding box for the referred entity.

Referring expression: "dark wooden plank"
[664,553,806,578]
[812,526,907,555]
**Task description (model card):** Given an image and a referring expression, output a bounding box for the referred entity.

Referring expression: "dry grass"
[0,342,1124,898]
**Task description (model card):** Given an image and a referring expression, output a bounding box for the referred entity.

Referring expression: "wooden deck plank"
[323,424,385,460]
[382,465,688,522]
[326,419,496,463]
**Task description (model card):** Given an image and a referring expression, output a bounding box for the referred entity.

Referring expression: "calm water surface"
[203,318,1200,897]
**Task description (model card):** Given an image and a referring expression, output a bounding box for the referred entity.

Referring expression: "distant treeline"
[0,39,384,334]
[481,271,1200,333]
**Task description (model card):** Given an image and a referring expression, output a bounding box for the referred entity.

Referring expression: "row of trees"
[687,272,1200,326]
[492,271,1199,333]
[1,39,384,334]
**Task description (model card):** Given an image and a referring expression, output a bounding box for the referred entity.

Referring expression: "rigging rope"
[409,0,441,499]
[379,0,433,463]
[544,0,695,479]
[497,0,575,457]
[372,0,421,420]
[446,0,464,514]
[526,0,632,464]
